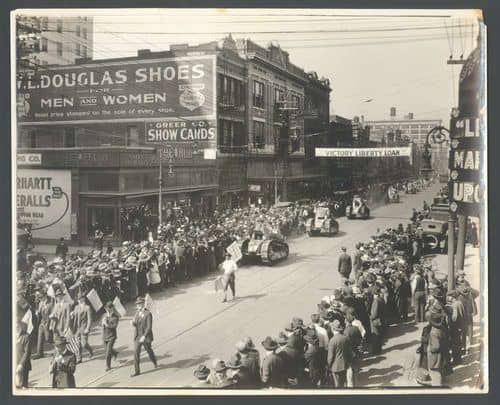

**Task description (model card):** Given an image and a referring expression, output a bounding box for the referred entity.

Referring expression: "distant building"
[365,112,447,177]
[17,15,93,67]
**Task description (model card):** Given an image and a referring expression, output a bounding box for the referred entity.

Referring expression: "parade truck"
[240,230,289,266]
[305,206,339,236]
[346,196,371,219]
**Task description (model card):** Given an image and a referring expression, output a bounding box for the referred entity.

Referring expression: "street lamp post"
[420,126,450,180]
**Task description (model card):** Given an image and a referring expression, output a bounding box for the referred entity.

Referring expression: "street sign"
[448,41,485,218]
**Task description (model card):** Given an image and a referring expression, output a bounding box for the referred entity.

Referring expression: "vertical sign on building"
[448,31,485,218]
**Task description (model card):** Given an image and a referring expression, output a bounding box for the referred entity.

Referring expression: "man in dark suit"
[260,336,286,388]
[55,237,68,259]
[50,335,77,388]
[327,320,353,388]
[131,297,158,377]
[16,320,31,388]
[102,301,120,371]
[338,247,352,281]
[236,338,261,387]
[353,243,363,282]
[370,287,385,354]
[303,327,325,387]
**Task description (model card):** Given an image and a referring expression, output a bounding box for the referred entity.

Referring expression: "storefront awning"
[247,174,326,181]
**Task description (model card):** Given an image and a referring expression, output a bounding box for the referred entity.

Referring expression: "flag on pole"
[64,330,81,357]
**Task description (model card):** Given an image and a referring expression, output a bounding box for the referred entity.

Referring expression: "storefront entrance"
[87,206,115,238]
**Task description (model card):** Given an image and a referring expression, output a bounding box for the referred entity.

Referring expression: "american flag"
[64,331,81,357]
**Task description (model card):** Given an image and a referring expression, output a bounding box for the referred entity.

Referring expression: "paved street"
[27,182,473,389]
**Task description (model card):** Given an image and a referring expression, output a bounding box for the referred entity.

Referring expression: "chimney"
[390,107,396,118]
[408,112,414,120]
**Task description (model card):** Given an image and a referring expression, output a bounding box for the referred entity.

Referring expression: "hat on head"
[227,353,243,369]
[311,313,320,323]
[330,319,344,332]
[277,331,289,346]
[261,336,278,351]
[235,340,247,353]
[292,317,305,330]
[193,364,211,380]
[242,336,256,350]
[55,289,65,297]
[136,296,145,305]
[213,360,227,373]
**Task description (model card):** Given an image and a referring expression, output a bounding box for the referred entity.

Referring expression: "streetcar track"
[78,187,436,388]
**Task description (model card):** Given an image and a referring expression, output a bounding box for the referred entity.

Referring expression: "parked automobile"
[421,218,448,253]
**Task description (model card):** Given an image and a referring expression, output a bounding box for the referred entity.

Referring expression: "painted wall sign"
[17,55,216,124]
[16,169,72,239]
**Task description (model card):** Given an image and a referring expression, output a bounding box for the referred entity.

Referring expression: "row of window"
[39,37,88,58]
[21,122,303,152]
[252,79,302,110]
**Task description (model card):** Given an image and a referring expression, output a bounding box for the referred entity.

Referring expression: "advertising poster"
[17,55,216,124]
[16,169,72,239]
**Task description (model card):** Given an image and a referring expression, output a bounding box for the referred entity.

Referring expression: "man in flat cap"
[50,335,77,388]
[73,292,94,363]
[131,296,158,377]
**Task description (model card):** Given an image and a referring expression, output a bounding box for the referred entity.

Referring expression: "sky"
[30,8,482,125]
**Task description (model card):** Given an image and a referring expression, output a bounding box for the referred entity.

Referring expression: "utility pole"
[448,212,456,290]
[158,148,163,227]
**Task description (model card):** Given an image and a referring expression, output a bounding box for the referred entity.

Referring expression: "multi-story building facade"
[16,36,331,244]
[17,15,93,67]
[235,40,331,203]
[366,113,447,177]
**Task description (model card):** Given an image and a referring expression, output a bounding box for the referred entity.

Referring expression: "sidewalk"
[357,244,484,389]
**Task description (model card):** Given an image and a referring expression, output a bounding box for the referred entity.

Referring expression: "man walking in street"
[131,297,158,377]
[338,247,352,281]
[221,252,237,303]
[352,243,363,283]
[73,293,94,363]
[34,289,53,359]
[102,301,119,371]
[50,335,77,388]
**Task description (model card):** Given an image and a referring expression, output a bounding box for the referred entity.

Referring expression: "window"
[41,38,48,52]
[291,95,301,110]
[56,42,62,56]
[126,126,139,146]
[75,43,81,56]
[274,88,284,104]
[88,174,119,192]
[64,128,76,147]
[56,19,63,33]
[219,75,242,106]
[82,45,87,58]
[253,121,265,149]
[273,125,281,150]
[76,24,81,37]
[253,80,265,108]
[87,207,115,237]
[82,27,87,40]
